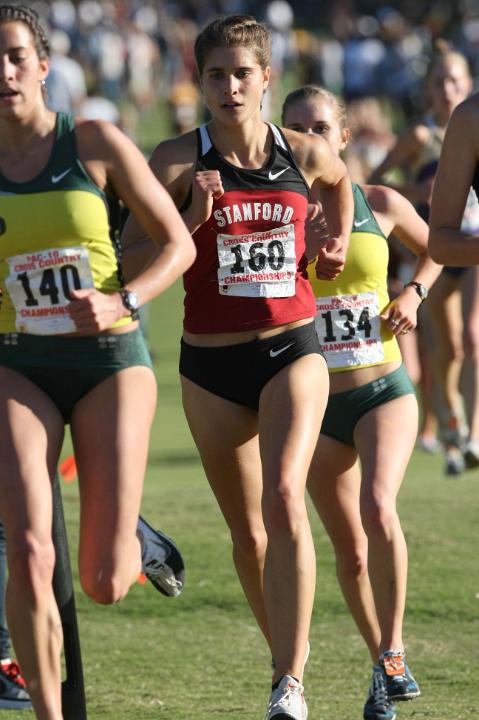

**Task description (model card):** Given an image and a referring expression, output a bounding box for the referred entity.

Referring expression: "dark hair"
[0,4,50,58]
[194,14,271,75]
[282,85,348,129]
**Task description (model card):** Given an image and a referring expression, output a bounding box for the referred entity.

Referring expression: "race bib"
[5,246,94,335]
[217,224,296,297]
[315,291,384,369]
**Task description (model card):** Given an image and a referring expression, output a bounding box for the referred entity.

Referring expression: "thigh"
[258,353,328,493]
[181,376,264,537]
[71,366,157,564]
[308,433,363,547]
[354,393,418,505]
[0,367,64,543]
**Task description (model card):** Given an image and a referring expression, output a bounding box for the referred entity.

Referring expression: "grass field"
[5,280,479,719]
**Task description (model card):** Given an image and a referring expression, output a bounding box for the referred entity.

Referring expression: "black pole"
[51,473,87,720]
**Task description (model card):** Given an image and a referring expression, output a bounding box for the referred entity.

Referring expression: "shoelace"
[382,652,405,675]
[270,682,304,709]
[1,661,27,688]
[370,670,390,710]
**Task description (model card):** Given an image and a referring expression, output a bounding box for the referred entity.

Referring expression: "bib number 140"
[17,264,81,307]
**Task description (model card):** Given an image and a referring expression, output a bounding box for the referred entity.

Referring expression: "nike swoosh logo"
[270,342,294,358]
[51,168,72,184]
[268,167,289,181]
[353,218,369,228]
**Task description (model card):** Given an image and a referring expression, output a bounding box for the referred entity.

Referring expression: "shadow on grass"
[148,450,201,467]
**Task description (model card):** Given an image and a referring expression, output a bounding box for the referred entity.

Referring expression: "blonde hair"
[194,14,271,75]
[426,39,471,83]
[281,85,348,129]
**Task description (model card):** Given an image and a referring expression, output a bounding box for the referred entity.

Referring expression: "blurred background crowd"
[32,0,479,477]
[33,0,479,143]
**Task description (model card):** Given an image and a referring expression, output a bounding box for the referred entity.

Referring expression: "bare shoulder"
[149,130,197,170]
[148,130,198,201]
[74,117,131,161]
[281,126,330,177]
[362,183,410,216]
[448,94,479,136]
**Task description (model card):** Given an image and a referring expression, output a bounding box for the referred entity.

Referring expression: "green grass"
[6,280,479,719]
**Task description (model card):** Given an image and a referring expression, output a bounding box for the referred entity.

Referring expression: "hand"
[305,202,331,261]
[380,291,419,336]
[189,170,224,228]
[315,236,347,280]
[67,288,127,334]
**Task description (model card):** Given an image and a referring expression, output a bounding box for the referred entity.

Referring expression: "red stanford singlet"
[182,123,316,333]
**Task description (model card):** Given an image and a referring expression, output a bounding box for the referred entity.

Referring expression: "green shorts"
[0,329,153,423]
[321,364,415,447]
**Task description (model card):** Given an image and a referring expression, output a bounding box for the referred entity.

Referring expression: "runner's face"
[430,58,471,116]
[0,21,48,119]
[283,97,348,156]
[200,45,270,124]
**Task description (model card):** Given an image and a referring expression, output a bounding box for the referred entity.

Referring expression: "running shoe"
[463,439,479,469]
[0,659,32,710]
[417,434,441,454]
[137,516,185,597]
[265,675,307,719]
[380,650,421,701]
[363,666,396,720]
[445,448,465,476]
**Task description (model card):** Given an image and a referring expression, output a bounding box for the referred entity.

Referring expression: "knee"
[335,539,369,580]
[8,531,56,595]
[80,566,129,605]
[360,495,397,541]
[463,325,479,358]
[444,337,464,364]
[263,482,306,536]
[231,526,268,564]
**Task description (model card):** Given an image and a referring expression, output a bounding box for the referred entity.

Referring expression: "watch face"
[128,291,140,310]
[121,289,139,312]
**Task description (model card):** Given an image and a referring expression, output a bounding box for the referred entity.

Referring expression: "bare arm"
[121,133,204,280]
[69,121,196,333]
[368,126,432,205]
[286,129,354,279]
[429,98,479,265]
[365,184,442,334]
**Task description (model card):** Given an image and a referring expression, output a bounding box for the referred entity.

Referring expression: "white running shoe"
[265,675,308,719]
[463,439,479,469]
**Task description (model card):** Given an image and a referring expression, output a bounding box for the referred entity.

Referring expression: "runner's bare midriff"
[183,317,314,347]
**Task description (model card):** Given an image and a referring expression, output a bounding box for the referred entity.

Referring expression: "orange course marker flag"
[59,454,78,483]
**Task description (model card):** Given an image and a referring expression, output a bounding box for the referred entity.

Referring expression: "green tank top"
[0,112,130,334]
[308,183,401,372]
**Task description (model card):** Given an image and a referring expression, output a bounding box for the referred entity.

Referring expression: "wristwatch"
[405,281,428,302]
[119,288,140,318]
